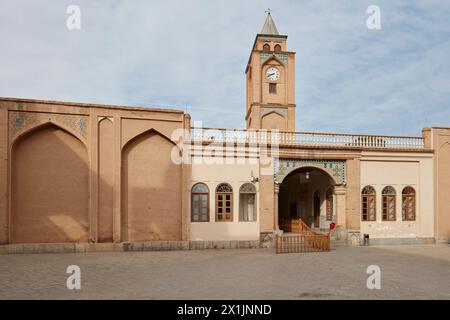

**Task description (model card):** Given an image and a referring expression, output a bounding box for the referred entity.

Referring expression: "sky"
[0,0,449,135]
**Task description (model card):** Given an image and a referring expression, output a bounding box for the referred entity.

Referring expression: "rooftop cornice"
[0,97,185,114]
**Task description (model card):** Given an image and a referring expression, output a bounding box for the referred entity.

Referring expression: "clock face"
[266,67,280,81]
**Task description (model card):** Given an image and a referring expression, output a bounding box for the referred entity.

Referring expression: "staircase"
[276,218,331,254]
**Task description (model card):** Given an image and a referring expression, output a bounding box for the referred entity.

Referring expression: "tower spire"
[260,9,279,35]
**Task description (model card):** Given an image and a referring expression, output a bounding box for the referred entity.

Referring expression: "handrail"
[279,218,325,236]
[191,127,424,140]
[276,218,330,253]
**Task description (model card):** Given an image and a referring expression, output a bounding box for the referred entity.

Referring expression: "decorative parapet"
[189,127,426,151]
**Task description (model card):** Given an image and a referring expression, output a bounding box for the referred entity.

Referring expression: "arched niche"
[10,123,89,243]
[121,129,182,242]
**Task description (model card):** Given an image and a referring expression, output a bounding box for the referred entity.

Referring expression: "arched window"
[191,183,209,222]
[382,186,396,221]
[216,183,233,222]
[263,43,270,52]
[326,188,334,221]
[274,44,281,52]
[361,186,376,221]
[402,187,416,221]
[239,183,257,222]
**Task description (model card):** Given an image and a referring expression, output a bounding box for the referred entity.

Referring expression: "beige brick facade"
[0,98,191,244]
[0,13,448,251]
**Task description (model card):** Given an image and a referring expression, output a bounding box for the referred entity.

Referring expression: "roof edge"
[0,96,185,114]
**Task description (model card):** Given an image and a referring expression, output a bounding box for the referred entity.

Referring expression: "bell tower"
[245,12,296,131]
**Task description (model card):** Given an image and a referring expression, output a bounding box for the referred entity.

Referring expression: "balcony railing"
[189,127,426,150]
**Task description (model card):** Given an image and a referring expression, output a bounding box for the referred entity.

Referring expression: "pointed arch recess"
[11,120,87,150]
[10,123,89,243]
[121,128,182,242]
[121,128,178,151]
[261,110,286,119]
[261,110,286,131]
[261,55,285,67]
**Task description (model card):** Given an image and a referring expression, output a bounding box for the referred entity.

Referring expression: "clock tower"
[245,12,296,132]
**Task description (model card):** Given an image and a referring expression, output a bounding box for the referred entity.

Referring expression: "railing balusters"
[190,128,425,150]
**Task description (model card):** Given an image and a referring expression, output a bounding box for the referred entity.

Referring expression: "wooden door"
[313,191,320,228]
[299,193,308,221]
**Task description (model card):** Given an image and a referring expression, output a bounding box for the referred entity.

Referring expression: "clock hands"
[267,68,279,79]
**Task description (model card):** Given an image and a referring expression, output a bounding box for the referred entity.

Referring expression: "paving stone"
[0,245,449,299]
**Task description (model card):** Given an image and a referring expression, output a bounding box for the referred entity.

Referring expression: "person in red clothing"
[329,222,336,232]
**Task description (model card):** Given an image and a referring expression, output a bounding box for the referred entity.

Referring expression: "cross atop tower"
[260,9,279,35]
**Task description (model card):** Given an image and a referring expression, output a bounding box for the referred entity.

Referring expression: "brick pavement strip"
[0,245,449,299]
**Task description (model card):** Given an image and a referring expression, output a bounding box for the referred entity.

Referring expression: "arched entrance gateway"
[278,167,337,230]
[275,159,347,232]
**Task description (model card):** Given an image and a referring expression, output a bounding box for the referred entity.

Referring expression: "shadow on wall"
[11,123,89,243]
[121,129,182,242]
[10,123,182,244]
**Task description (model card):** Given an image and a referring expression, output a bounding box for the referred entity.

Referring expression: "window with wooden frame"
[191,183,209,222]
[263,43,270,52]
[216,183,233,222]
[402,186,416,221]
[269,83,277,94]
[326,188,334,221]
[274,44,281,53]
[361,186,376,221]
[382,186,396,221]
[239,183,257,222]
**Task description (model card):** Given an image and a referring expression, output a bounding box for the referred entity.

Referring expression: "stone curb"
[0,240,263,255]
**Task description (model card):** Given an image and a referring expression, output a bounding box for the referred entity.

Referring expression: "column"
[113,115,122,243]
[274,182,280,231]
[0,107,8,244]
[89,109,98,243]
[181,162,191,241]
[334,185,347,229]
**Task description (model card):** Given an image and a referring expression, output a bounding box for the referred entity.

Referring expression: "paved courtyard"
[0,244,449,299]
